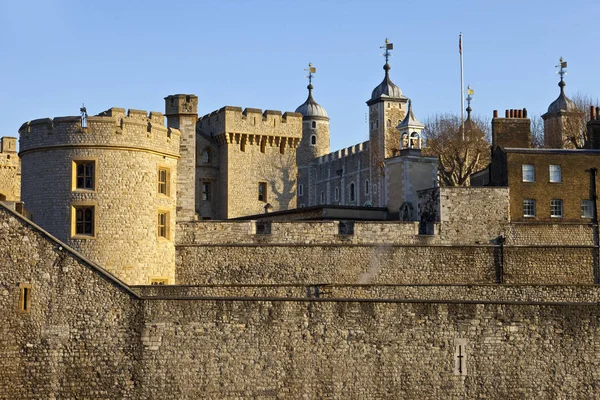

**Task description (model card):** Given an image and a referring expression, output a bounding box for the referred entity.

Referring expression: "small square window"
[258,182,267,202]
[523,199,536,218]
[549,165,562,183]
[581,200,594,218]
[73,160,95,190]
[158,168,169,195]
[522,164,535,182]
[74,205,95,236]
[158,211,169,239]
[550,199,563,218]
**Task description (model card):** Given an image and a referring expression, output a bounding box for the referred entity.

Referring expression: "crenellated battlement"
[19,108,181,157]
[317,141,370,164]
[198,106,303,141]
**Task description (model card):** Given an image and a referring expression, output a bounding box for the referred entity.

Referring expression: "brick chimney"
[492,108,531,152]
[586,106,600,149]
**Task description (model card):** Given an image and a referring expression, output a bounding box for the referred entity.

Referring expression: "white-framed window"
[582,200,594,218]
[549,165,561,183]
[350,183,355,202]
[310,135,316,146]
[550,199,563,218]
[522,164,535,182]
[523,199,536,218]
[298,184,303,196]
[365,180,369,195]
[334,187,339,201]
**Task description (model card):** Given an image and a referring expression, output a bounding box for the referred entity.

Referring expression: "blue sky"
[1,0,599,151]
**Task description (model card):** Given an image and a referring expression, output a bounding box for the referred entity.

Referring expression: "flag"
[561,61,567,68]
[309,66,316,73]
[386,42,393,50]
[459,34,462,54]
[467,87,474,95]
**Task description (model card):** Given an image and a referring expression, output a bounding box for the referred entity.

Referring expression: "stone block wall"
[3,203,600,399]
[0,136,20,201]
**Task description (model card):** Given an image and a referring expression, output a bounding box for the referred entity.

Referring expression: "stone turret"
[541,59,583,148]
[19,108,180,284]
[397,100,424,153]
[165,94,198,222]
[366,39,408,207]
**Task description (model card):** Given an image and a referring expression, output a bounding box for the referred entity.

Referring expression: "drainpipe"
[587,167,599,284]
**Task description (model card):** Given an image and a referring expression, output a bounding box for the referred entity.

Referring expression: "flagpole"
[460,33,465,140]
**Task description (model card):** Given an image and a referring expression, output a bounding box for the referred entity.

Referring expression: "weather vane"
[556,57,567,81]
[80,103,88,128]
[466,85,474,107]
[304,62,316,85]
[380,38,393,63]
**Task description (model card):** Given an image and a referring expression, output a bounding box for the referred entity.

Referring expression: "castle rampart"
[19,108,181,157]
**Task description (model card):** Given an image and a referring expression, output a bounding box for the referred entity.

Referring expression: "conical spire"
[398,99,424,129]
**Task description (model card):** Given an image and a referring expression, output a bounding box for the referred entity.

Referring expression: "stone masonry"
[0,136,20,202]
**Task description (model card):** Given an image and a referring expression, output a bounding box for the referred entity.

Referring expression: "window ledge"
[71,234,96,240]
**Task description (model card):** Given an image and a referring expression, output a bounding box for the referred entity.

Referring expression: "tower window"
[311,121,316,129]
[19,283,32,313]
[280,138,286,154]
[260,138,266,153]
[73,160,95,191]
[158,167,169,195]
[73,205,95,237]
[335,187,339,201]
[376,120,379,128]
[202,182,211,201]
[387,119,391,127]
[157,211,170,239]
[240,137,246,152]
[298,184,303,196]
[310,135,316,146]
[350,183,355,202]
[202,148,212,164]
[365,180,369,195]
[321,191,325,204]
[258,182,267,202]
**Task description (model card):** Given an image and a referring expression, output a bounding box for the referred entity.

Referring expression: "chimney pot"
[505,110,509,118]
[493,110,498,118]
[523,108,528,118]
[592,106,596,121]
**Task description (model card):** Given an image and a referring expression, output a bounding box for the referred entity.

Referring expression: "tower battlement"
[317,141,370,164]
[198,106,303,139]
[19,108,181,156]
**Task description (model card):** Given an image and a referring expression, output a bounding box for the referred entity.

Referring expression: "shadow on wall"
[262,153,296,211]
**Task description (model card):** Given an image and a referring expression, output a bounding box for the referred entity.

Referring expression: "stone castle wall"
[175,219,596,285]
[198,107,303,218]
[0,136,20,201]
[3,204,600,399]
[19,110,180,284]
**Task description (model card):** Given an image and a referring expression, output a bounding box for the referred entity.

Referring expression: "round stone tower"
[19,108,181,285]
[295,66,330,207]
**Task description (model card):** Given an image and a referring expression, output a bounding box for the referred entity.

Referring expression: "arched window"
[365,180,369,195]
[202,148,212,164]
[410,132,420,149]
[350,183,355,202]
[311,121,316,129]
[310,135,316,146]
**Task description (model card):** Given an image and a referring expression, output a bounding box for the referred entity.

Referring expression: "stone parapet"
[19,108,181,157]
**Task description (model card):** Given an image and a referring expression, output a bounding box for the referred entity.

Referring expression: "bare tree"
[564,92,599,148]
[423,114,491,186]
[530,114,545,148]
